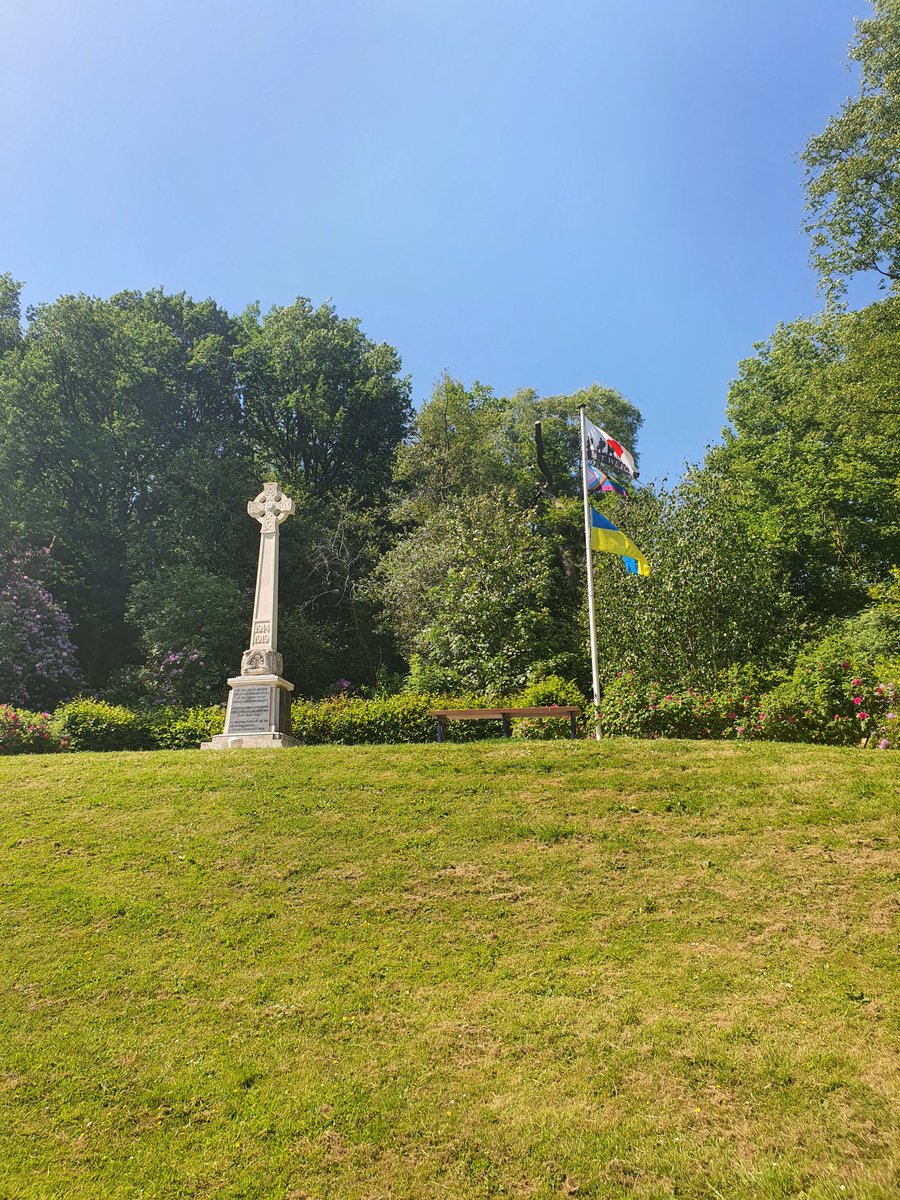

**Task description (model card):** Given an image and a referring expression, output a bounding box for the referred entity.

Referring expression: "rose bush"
[0,704,63,754]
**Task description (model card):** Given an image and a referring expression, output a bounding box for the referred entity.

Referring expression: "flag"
[586,462,628,498]
[590,509,650,575]
[584,418,639,480]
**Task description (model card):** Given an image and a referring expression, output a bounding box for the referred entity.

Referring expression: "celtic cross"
[247,481,295,533]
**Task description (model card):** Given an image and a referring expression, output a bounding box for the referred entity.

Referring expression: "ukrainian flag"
[590,509,650,576]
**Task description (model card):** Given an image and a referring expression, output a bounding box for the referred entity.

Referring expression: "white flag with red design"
[584,418,639,480]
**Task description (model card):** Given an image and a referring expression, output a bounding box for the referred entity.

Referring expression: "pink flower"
[852,678,862,687]
[879,739,890,750]
[853,697,862,705]
[858,712,869,720]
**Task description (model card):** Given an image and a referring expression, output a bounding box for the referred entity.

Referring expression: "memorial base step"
[201,732,299,750]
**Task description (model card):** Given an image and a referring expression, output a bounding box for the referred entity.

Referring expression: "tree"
[803,0,900,300]
[375,490,564,696]
[382,379,643,693]
[589,473,799,691]
[709,305,900,619]
[0,272,22,358]
[395,377,643,521]
[392,374,509,522]
[125,563,248,705]
[0,288,256,688]
[237,298,411,503]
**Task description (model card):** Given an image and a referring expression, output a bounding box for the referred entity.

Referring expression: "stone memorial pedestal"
[202,481,300,751]
[202,674,297,749]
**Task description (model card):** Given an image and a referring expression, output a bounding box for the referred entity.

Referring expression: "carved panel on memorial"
[240,648,284,676]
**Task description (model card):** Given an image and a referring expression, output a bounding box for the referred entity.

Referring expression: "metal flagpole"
[579,405,602,740]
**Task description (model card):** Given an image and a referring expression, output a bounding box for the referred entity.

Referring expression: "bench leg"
[436,719,444,743]
[502,715,511,738]
[569,713,577,739]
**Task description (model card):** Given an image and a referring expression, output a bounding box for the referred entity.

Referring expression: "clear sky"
[0,0,876,482]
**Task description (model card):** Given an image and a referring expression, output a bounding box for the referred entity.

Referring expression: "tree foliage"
[589,473,798,690]
[0,285,410,699]
[237,298,411,502]
[375,489,562,696]
[710,304,900,616]
[803,0,900,299]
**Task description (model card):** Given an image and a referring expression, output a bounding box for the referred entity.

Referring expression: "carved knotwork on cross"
[247,482,295,533]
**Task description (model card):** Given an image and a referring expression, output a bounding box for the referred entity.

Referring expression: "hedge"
[42,699,225,753]
[2,663,894,752]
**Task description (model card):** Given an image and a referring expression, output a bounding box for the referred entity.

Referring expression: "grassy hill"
[1,741,898,1200]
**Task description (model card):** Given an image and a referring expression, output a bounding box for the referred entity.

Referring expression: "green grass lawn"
[0,740,898,1200]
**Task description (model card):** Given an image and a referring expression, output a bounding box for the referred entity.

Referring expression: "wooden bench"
[429,706,581,742]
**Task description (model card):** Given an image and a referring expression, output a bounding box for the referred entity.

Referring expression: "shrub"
[867,658,898,751]
[290,691,537,745]
[757,653,893,746]
[144,705,225,749]
[0,704,62,754]
[52,698,151,752]
[291,694,435,745]
[509,675,586,740]
[598,673,760,740]
[0,553,81,709]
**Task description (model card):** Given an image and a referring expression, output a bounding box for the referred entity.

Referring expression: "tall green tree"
[803,0,900,300]
[235,298,413,695]
[374,489,564,695]
[0,272,22,358]
[709,304,900,618]
[0,288,255,686]
[392,374,509,522]
[395,376,642,520]
[589,473,800,690]
[237,298,411,503]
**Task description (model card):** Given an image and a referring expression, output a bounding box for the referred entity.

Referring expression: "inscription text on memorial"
[227,686,272,733]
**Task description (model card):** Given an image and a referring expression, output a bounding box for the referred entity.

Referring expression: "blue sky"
[1,0,875,481]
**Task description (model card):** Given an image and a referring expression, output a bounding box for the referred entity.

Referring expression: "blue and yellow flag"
[590,509,650,576]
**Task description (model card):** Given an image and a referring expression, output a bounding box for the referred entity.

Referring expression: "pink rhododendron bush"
[0,554,81,710]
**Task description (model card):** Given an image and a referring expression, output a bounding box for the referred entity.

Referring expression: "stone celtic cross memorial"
[202,482,299,749]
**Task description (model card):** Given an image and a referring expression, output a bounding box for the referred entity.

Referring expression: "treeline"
[2,1,900,713]
[1,283,897,712]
